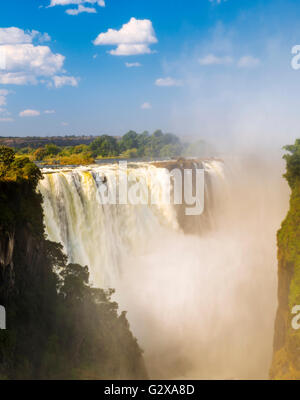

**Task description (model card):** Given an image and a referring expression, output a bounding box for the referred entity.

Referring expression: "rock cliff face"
[0,179,45,304]
[0,229,15,296]
[0,175,147,380]
[271,179,300,379]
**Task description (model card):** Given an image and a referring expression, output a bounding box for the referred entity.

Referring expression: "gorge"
[37,156,289,379]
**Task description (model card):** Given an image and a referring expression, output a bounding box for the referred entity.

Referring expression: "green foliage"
[89,135,119,158]
[283,139,300,188]
[72,144,89,154]
[0,146,15,166]
[119,131,139,152]
[15,132,210,163]
[34,147,48,161]
[0,146,15,178]
[160,144,182,158]
[120,148,138,159]
[88,130,185,159]
[0,147,42,187]
[271,139,300,379]
[45,144,61,156]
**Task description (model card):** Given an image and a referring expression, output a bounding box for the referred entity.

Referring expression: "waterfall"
[38,158,288,379]
[38,160,223,286]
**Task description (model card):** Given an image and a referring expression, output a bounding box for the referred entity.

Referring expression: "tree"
[160,144,182,158]
[0,146,15,166]
[283,139,300,187]
[22,162,43,187]
[89,136,119,158]
[119,131,139,152]
[34,148,48,161]
[120,148,138,159]
[45,144,61,156]
[59,263,90,302]
[163,133,180,145]
[0,146,15,178]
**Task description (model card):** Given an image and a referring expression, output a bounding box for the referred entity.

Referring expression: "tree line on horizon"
[14,130,211,165]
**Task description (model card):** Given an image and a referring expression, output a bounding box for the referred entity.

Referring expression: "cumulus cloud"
[19,109,40,117]
[141,102,151,109]
[110,44,153,56]
[52,75,79,88]
[44,109,55,114]
[0,28,50,45]
[199,54,233,65]
[0,27,36,45]
[238,55,260,68]
[93,17,157,56]
[1,44,64,75]
[125,62,141,68]
[0,27,77,87]
[66,5,97,15]
[49,0,105,15]
[155,77,183,87]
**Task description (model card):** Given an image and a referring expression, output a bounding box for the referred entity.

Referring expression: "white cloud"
[44,109,55,114]
[38,32,51,43]
[125,62,141,68]
[0,89,9,106]
[199,54,233,65]
[0,28,35,45]
[19,109,40,117]
[50,0,105,6]
[94,18,157,45]
[0,28,50,45]
[237,55,260,68]
[0,72,38,85]
[61,121,69,126]
[0,117,13,122]
[0,28,77,87]
[198,53,260,69]
[110,44,153,56]
[52,75,79,88]
[66,5,97,15]
[49,0,105,15]
[0,90,11,116]
[93,17,157,56]
[141,102,151,110]
[155,77,183,87]
[0,44,65,75]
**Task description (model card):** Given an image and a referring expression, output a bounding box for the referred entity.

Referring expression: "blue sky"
[0,0,300,149]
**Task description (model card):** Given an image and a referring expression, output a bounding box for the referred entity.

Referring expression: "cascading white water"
[38,158,289,379]
[38,162,184,286]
